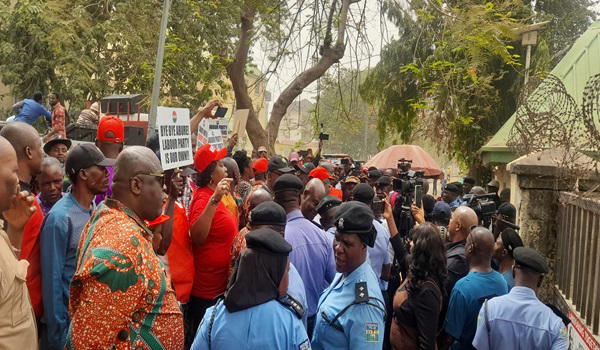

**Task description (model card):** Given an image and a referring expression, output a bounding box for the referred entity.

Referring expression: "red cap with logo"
[96,116,125,144]
[194,144,227,173]
[252,158,268,175]
[309,167,335,181]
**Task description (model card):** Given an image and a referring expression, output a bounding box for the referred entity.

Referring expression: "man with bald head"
[443,227,508,350]
[445,206,480,296]
[230,187,273,274]
[0,136,38,349]
[68,146,184,348]
[0,121,46,318]
[300,178,327,222]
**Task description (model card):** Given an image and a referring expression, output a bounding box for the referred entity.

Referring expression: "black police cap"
[513,247,548,274]
[497,203,517,220]
[352,183,375,204]
[334,201,376,247]
[273,174,304,194]
[245,228,292,256]
[316,196,342,215]
[444,183,460,194]
[249,201,287,226]
[500,228,523,257]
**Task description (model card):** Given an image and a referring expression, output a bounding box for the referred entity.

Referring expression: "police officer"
[311,201,386,350]
[192,228,310,350]
[472,247,568,350]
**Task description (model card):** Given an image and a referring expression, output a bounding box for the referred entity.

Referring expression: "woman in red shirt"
[186,144,237,346]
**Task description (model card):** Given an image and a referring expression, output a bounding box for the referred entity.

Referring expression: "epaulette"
[310,220,324,230]
[355,282,369,303]
[277,294,304,319]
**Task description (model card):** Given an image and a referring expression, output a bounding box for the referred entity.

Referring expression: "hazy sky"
[252,1,398,105]
[253,1,600,116]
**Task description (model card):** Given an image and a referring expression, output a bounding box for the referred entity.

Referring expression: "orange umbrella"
[364,145,442,178]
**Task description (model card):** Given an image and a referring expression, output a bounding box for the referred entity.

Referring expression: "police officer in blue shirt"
[192,228,310,350]
[312,201,386,350]
[472,247,568,350]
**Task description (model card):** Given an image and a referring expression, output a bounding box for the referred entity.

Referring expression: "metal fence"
[556,192,600,334]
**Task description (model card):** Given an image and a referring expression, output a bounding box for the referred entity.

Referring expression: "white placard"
[231,109,250,137]
[198,118,229,151]
[157,107,193,170]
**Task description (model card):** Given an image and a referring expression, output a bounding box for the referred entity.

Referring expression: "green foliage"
[535,0,598,64]
[362,0,596,168]
[313,69,379,160]
[0,0,242,113]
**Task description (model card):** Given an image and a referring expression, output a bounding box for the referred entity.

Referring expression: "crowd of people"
[0,97,570,350]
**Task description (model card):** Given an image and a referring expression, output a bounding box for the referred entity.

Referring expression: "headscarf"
[224,228,292,312]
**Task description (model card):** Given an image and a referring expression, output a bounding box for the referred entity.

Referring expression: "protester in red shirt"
[0,122,45,318]
[186,144,237,347]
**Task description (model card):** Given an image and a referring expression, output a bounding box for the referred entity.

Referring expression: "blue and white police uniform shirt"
[472,286,568,350]
[311,261,386,350]
[192,298,310,350]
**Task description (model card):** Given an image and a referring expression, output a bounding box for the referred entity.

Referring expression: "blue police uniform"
[472,286,568,350]
[192,298,311,350]
[311,261,386,350]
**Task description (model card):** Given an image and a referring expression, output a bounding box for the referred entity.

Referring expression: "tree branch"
[267,0,355,147]
[226,4,268,149]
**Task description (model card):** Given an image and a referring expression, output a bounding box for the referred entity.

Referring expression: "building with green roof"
[481,21,600,166]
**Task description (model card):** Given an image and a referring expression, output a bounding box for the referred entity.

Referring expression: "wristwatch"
[210,197,220,206]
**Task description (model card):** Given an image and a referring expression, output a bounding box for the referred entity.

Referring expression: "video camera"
[392,158,425,194]
[462,193,497,226]
[391,158,426,239]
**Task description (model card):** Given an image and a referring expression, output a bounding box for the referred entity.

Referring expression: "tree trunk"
[226,4,269,151]
[228,0,355,155]
[266,0,353,152]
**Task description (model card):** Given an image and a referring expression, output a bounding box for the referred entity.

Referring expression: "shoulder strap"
[483,299,492,337]
[207,300,221,350]
[484,298,492,349]
[325,282,387,332]
[277,294,304,319]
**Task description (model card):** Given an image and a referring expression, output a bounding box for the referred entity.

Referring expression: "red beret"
[194,144,227,173]
[252,158,268,175]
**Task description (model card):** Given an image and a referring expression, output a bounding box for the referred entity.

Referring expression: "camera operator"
[487,179,502,207]
[492,202,517,239]
[429,201,452,240]
[463,177,476,195]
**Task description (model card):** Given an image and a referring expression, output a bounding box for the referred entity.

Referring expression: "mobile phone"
[415,185,423,208]
[373,198,385,215]
[341,158,349,165]
[214,107,228,118]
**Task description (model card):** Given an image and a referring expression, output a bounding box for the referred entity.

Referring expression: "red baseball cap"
[309,167,335,181]
[97,116,125,144]
[194,144,227,173]
[252,158,268,175]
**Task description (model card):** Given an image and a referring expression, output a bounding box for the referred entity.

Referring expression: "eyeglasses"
[134,172,165,187]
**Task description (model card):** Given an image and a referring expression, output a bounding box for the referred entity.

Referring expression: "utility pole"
[512,21,549,87]
[147,0,172,138]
